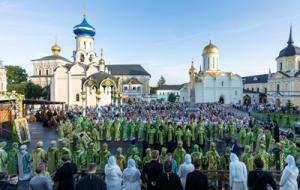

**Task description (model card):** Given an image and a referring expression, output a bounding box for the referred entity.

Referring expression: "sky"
[0,0,300,86]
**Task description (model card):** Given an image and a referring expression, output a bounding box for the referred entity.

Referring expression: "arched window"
[277,84,280,92]
[46,70,49,75]
[90,42,92,49]
[76,93,80,101]
[279,62,283,71]
[221,81,224,87]
[80,54,84,62]
[84,41,86,49]
[39,70,41,75]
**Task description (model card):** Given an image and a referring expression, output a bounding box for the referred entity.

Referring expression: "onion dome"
[202,40,218,55]
[73,16,96,37]
[51,44,61,56]
[278,25,300,58]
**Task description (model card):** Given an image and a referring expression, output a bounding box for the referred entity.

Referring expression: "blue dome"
[73,17,96,37]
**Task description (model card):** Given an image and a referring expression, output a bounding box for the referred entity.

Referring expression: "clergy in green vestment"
[173,141,186,167]
[7,142,18,175]
[47,140,58,174]
[99,143,111,170]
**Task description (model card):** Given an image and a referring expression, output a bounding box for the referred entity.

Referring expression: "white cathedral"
[180,41,243,104]
[31,15,151,107]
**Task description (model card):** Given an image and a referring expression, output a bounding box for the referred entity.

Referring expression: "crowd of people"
[0,102,299,190]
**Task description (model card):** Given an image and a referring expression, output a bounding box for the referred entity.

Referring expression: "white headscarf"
[105,156,120,174]
[127,159,136,169]
[184,154,192,164]
[230,153,239,162]
[286,155,299,175]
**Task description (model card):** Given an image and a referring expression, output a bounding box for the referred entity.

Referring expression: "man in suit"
[75,163,106,190]
[247,157,277,190]
[231,139,239,156]
[185,159,208,190]
[54,154,78,190]
[141,150,163,190]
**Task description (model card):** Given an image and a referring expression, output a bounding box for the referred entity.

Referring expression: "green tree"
[5,65,28,84]
[25,82,43,99]
[168,93,176,103]
[7,83,26,94]
[7,81,44,99]
[157,75,166,87]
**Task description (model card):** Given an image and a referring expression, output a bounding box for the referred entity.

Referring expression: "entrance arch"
[219,96,224,104]
[275,99,281,107]
[243,95,251,105]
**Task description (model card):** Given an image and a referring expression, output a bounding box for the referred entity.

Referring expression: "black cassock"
[75,174,107,190]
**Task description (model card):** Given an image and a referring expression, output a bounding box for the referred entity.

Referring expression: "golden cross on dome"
[100,48,104,59]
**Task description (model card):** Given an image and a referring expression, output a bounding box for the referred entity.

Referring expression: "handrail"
[71,169,299,190]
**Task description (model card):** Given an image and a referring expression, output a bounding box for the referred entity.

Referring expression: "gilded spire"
[99,48,105,65]
[288,24,294,45]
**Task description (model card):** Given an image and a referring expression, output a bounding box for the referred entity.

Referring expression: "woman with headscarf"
[177,154,194,189]
[122,159,141,190]
[229,153,247,190]
[279,155,299,190]
[105,156,122,190]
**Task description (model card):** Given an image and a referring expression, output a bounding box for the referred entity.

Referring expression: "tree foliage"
[5,65,28,84]
[8,81,44,99]
[168,93,177,103]
[157,75,166,87]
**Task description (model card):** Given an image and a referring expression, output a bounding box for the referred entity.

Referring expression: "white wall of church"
[194,75,242,104]
[51,67,68,103]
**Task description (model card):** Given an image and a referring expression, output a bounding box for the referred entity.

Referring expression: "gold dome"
[202,41,218,55]
[51,44,61,56]
[99,58,105,65]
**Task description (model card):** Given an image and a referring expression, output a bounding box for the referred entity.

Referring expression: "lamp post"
[96,89,102,117]
[81,91,87,116]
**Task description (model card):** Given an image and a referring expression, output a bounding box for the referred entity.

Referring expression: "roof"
[32,55,72,63]
[23,99,65,105]
[123,77,143,85]
[278,26,300,58]
[157,85,183,91]
[82,71,119,87]
[106,64,151,76]
[242,74,268,84]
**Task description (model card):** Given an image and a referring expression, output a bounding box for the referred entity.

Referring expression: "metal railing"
[72,169,298,190]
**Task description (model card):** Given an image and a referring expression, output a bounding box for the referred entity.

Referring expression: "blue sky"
[0,0,300,85]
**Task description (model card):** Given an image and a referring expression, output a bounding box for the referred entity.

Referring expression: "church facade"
[267,27,300,107]
[180,42,243,104]
[31,16,151,106]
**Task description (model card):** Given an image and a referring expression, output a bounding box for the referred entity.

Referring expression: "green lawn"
[250,111,300,129]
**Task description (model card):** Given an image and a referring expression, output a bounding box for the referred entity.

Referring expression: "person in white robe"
[279,155,299,190]
[229,153,247,190]
[122,159,141,190]
[177,154,194,190]
[105,156,122,190]
[17,144,32,181]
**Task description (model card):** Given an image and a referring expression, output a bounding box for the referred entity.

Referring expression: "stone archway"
[219,95,224,104]
[243,95,251,105]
